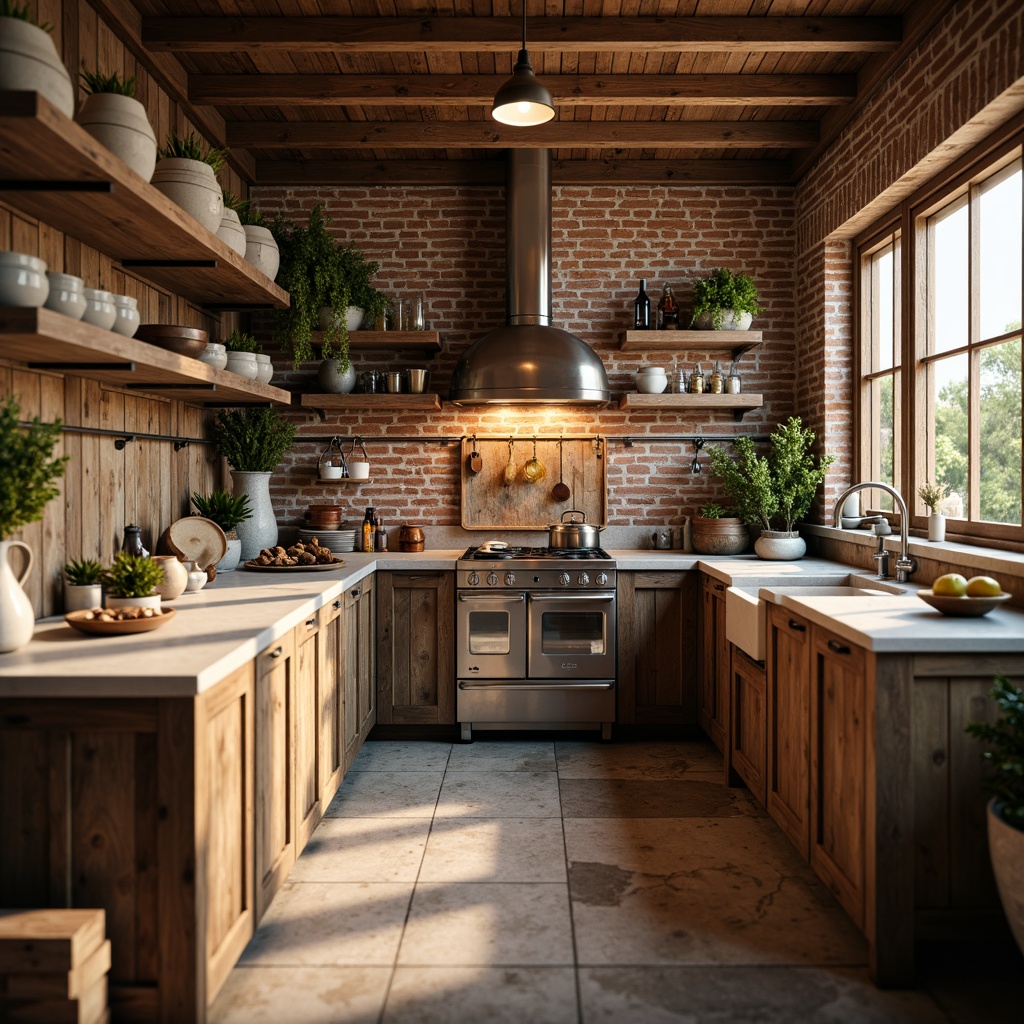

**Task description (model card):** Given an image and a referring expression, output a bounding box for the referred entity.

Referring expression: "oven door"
[527,592,616,680]
[457,591,527,679]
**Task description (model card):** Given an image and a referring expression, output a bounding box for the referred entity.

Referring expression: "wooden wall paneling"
[39,219,63,272]
[39,371,66,616]
[123,398,142,532]
[78,379,104,563]
[0,731,52,906]
[11,368,44,612]
[0,203,11,246]
[98,385,126,560]
[133,732,159,987]
[77,0,99,91]
[62,376,84,562]
[47,732,71,905]
[913,676,951,909]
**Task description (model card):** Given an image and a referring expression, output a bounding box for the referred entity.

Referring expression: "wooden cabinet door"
[343,575,376,769]
[294,611,321,854]
[255,631,295,922]
[767,604,812,858]
[616,571,698,725]
[698,575,728,751]
[376,571,456,725]
[357,574,376,740]
[730,645,766,804]
[319,595,345,809]
[810,625,867,929]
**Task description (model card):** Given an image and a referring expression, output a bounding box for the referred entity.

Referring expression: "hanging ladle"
[503,438,517,486]
[552,438,571,502]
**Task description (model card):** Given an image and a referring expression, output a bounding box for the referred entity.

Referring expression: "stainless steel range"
[456,545,617,741]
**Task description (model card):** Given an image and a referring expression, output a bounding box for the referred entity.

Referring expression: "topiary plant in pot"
[191,489,253,572]
[103,550,166,610]
[151,130,228,234]
[966,676,1024,955]
[0,1,75,117]
[690,502,748,556]
[63,557,105,612]
[75,69,157,181]
[690,267,763,331]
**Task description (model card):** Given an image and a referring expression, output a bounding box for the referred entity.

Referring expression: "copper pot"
[306,504,343,530]
[398,524,425,552]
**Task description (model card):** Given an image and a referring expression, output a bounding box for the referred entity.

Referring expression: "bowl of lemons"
[917,573,1012,616]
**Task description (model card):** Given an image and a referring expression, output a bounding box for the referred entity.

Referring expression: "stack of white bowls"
[635,366,669,394]
[298,527,357,554]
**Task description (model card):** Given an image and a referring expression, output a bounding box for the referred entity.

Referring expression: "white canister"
[224,351,259,380]
[198,342,228,371]
[44,271,85,319]
[82,288,117,331]
[635,367,668,394]
[254,353,274,385]
[111,294,140,337]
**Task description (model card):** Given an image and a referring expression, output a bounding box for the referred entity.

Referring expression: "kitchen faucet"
[832,482,918,583]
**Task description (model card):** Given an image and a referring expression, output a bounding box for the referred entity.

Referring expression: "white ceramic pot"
[81,287,117,331]
[928,512,946,542]
[231,470,277,560]
[754,529,807,560]
[348,460,370,480]
[319,306,365,333]
[317,358,357,394]
[243,225,280,280]
[151,554,188,601]
[0,251,49,307]
[63,581,103,613]
[44,271,84,319]
[635,367,668,394]
[0,17,74,118]
[198,342,228,371]
[224,351,259,380]
[216,207,247,257]
[184,562,208,593]
[111,294,140,338]
[106,594,161,611]
[151,157,223,234]
[694,310,754,331]
[254,353,274,385]
[215,537,242,573]
[988,799,1024,955]
[0,540,35,653]
[75,92,157,181]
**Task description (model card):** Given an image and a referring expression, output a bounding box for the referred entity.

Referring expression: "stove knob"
[505,572,516,586]
[467,571,480,586]
[559,572,571,587]
[596,572,608,586]
[486,572,498,586]
[577,572,590,586]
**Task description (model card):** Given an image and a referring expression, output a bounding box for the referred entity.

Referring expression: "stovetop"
[457,545,616,590]
[461,546,612,562]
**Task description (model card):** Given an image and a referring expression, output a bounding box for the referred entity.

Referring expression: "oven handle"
[458,592,526,602]
[458,681,614,691]
[528,592,616,602]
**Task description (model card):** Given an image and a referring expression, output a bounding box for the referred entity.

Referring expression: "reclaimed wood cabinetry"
[617,570,699,724]
[699,575,729,751]
[319,595,346,809]
[376,570,456,725]
[344,575,377,768]
[294,611,323,853]
[729,645,767,803]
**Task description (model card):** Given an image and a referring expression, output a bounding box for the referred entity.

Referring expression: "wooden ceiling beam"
[145,16,902,54]
[190,73,857,107]
[254,158,794,187]
[228,120,818,149]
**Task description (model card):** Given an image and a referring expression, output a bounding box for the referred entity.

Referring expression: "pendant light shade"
[491,6,554,127]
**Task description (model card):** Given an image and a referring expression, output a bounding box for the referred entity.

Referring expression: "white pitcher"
[0,540,35,653]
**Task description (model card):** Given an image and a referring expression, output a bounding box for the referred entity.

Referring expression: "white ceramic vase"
[75,92,157,181]
[254,353,274,385]
[0,540,36,653]
[987,799,1024,955]
[231,470,277,560]
[63,581,102,613]
[151,554,188,601]
[0,17,74,118]
[754,530,807,560]
[216,207,247,256]
[317,358,357,394]
[216,537,242,573]
[243,225,280,280]
[928,512,946,542]
[151,157,223,234]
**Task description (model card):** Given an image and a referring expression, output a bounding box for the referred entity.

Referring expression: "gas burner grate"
[464,546,611,561]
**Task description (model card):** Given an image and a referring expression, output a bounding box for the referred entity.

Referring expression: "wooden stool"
[0,909,111,1024]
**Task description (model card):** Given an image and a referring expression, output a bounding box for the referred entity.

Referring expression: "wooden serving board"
[461,436,606,531]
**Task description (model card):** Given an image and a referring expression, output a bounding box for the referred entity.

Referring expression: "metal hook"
[174,440,190,452]
[691,436,705,474]
[113,435,134,450]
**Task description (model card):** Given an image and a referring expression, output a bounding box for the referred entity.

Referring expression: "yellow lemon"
[932,573,968,596]
[965,575,1002,597]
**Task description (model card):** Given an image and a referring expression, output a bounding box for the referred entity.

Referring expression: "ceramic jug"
[0,540,35,653]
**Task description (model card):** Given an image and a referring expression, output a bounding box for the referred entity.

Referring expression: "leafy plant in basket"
[690,268,763,330]
[212,407,296,473]
[103,551,165,599]
[64,558,105,586]
[191,490,253,536]
[273,204,388,372]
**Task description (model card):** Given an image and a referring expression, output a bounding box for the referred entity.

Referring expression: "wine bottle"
[633,279,651,330]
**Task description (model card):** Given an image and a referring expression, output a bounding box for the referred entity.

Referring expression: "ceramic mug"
[349,460,370,480]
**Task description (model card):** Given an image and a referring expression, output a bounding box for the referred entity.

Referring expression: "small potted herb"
[0,1,74,117]
[63,558,105,612]
[191,490,253,572]
[216,190,248,256]
[75,70,157,181]
[151,131,228,234]
[690,502,748,556]
[222,329,261,381]
[103,551,166,611]
[689,268,763,331]
[238,202,280,280]
[918,479,951,542]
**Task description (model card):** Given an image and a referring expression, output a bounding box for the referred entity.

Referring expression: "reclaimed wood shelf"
[621,329,762,359]
[618,392,764,420]
[312,330,442,354]
[0,307,293,406]
[298,393,442,410]
[0,91,289,310]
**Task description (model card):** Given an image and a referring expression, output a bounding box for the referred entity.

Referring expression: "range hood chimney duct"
[449,149,610,405]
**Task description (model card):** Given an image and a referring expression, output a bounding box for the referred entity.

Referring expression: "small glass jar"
[690,366,705,394]
[675,369,689,394]
[413,294,426,330]
[709,361,724,394]
[726,373,742,394]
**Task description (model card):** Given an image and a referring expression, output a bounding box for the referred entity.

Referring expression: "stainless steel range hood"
[449,150,610,405]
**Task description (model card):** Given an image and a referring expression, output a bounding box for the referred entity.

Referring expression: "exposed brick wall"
[251,184,797,530]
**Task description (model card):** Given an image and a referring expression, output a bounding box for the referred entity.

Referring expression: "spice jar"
[709,361,724,394]
[690,364,705,394]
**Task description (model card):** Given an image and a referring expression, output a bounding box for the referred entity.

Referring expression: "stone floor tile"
[556,739,724,780]
[435,771,562,818]
[419,817,567,883]
[398,882,574,966]
[289,817,432,883]
[349,740,452,772]
[559,777,747,818]
[324,771,444,818]
[446,740,556,773]
[384,966,578,1024]
[209,965,391,1024]
[577,966,949,1024]
[564,817,866,966]
[239,881,412,966]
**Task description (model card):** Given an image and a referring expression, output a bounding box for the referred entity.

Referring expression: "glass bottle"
[121,525,148,557]
[413,294,426,331]
[709,361,724,394]
[362,507,376,553]
[691,364,705,394]
[658,285,679,330]
[374,514,387,552]
[633,279,651,330]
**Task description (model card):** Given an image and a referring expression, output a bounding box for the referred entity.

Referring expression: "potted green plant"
[273,204,387,379]
[212,408,296,560]
[216,189,248,256]
[238,202,280,280]
[707,416,834,560]
[191,490,253,572]
[966,676,1024,955]
[0,1,74,117]
[63,558,105,613]
[0,397,68,652]
[222,328,261,381]
[103,551,166,611]
[918,479,951,542]
[75,70,157,181]
[690,502,749,556]
[151,130,228,234]
[689,268,763,331]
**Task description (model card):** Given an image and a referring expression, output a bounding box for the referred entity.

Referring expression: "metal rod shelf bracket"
[0,180,114,193]
[120,259,218,269]
[114,436,135,451]
[174,440,190,452]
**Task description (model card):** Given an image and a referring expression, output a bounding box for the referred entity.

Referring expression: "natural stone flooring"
[210,737,1024,1023]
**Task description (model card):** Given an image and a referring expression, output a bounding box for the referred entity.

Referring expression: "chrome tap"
[833,482,918,583]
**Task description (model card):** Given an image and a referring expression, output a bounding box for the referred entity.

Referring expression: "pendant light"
[490,3,555,127]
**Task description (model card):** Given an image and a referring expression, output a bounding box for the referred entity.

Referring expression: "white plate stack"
[299,527,357,553]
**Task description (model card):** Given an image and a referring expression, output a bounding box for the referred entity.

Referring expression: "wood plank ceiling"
[125,0,953,187]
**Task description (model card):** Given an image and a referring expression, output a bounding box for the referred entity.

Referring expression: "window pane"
[866,373,897,511]
[979,164,1022,341]
[929,199,969,355]
[979,338,1022,525]
[869,246,895,371]
[929,353,968,518]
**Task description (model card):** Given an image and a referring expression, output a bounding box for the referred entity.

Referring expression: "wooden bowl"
[915,590,1012,617]
[136,324,209,359]
[65,608,176,635]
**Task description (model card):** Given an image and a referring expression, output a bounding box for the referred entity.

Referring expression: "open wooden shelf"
[621,329,762,359]
[618,392,764,419]
[312,330,442,354]
[0,91,289,310]
[0,307,293,405]
[298,393,442,410]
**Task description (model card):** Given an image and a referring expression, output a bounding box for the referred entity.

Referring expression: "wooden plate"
[65,608,176,635]
[242,559,345,572]
[915,590,1012,617]
[167,516,227,569]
